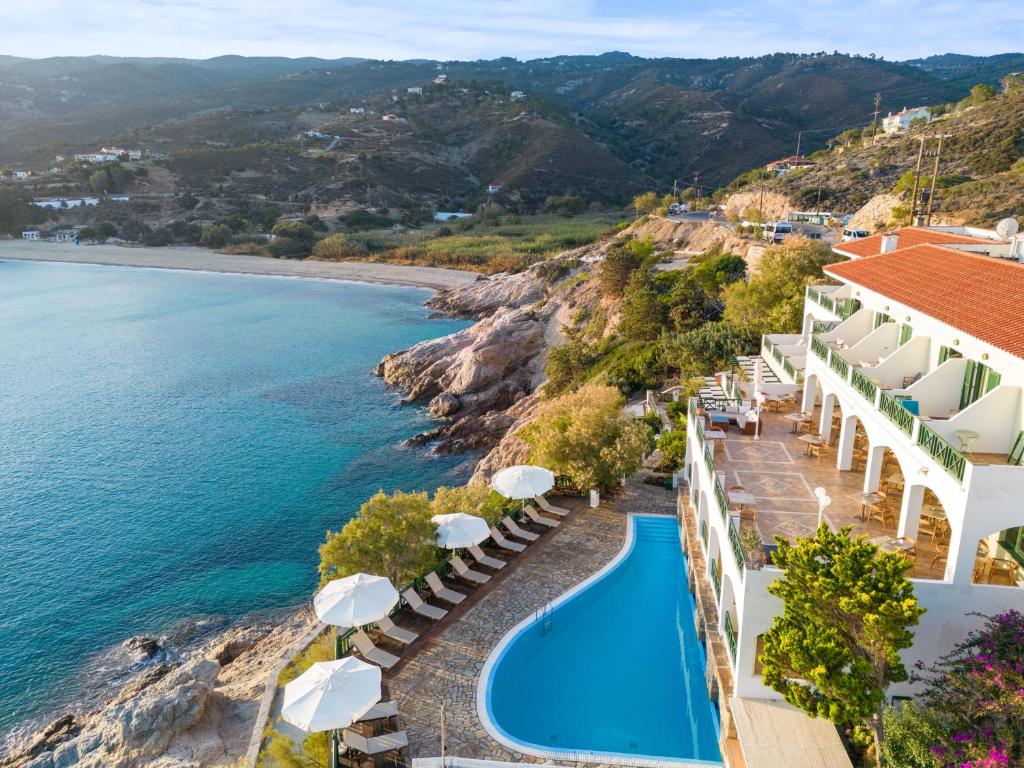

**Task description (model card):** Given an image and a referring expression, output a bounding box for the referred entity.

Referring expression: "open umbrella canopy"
[491,465,555,500]
[432,512,490,549]
[314,573,399,628]
[282,657,381,732]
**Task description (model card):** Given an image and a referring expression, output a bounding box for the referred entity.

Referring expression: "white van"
[842,228,870,241]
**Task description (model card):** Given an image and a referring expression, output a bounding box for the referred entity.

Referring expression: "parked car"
[842,228,871,241]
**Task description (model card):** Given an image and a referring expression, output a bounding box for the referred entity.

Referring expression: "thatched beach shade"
[431,512,490,549]
[281,657,381,732]
[314,573,400,628]
[491,464,555,500]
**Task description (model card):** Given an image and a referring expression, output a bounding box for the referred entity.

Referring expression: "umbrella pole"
[440,703,446,768]
[331,729,339,768]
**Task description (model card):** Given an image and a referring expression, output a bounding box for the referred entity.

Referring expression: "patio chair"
[534,495,569,516]
[489,526,526,552]
[342,728,409,755]
[425,572,466,604]
[360,699,399,721]
[352,629,401,669]
[376,616,418,645]
[866,499,896,528]
[450,555,490,584]
[400,588,447,620]
[468,544,506,570]
[501,515,539,542]
[524,504,559,528]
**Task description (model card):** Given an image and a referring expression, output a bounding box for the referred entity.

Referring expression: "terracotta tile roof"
[832,227,997,259]
[824,245,1024,359]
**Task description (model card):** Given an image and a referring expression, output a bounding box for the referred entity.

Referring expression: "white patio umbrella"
[432,512,490,549]
[491,464,555,500]
[282,657,382,732]
[314,573,399,628]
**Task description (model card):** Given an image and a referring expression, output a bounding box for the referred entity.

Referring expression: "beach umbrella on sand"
[491,465,555,500]
[314,573,399,628]
[282,657,381,732]
[431,512,490,549]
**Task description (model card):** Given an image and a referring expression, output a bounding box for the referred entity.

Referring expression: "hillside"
[729,77,1024,227]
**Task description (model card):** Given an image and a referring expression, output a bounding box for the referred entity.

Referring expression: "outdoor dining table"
[954,429,981,454]
[784,412,813,433]
[921,505,947,521]
[705,429,726,455]
[797,433,825,456]
[728,490,757,509]
[874,535,916,555]
[847,491,885,522]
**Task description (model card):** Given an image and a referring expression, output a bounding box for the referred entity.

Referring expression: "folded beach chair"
[468,544,506,570]
[501,515,539,542]
[489,526,526,552]
[359,699,399,721]
[524,504,560,528]
[343,728,409,755]
[352,629,400,669]
[401,587,448,620]
[376,615,418,645]
[534,495,570,516]
[450,555,490,584]
[425,572,466,604]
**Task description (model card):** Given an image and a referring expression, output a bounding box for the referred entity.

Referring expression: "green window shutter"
[899,324,913,346]
[1009,431,1024,465]
[985,368,1002,394]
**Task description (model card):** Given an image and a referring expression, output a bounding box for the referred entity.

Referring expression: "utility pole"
[673,178,678,201]
[870,92,882,140]
[795,130,803,158]
[925,134,952,226]
[693,172,702,208]
[908,135,927,225]
[758,175,766,224]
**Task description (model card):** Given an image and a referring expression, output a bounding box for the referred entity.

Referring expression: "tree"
[632,191,658,217]
[721,239,838,334]
[431,484,506,527]
[543,338,597,396]
[655,428,687,471]
[520,383,650,493]
[964,83,997,105]
[318,490,438,587]
[759,526,924,766]
[265,731,329,768]
[663,321,758,379]
[598,245,642,298]
[200,224,232,249]
[880,702,945,768]
[618,270,665,341]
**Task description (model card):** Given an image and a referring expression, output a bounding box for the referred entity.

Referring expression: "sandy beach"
[0,241,480,291]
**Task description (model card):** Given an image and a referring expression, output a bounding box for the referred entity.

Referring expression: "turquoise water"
[0,259,471,734]
[486,515,722,764]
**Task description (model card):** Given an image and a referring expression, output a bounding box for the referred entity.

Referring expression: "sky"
[2,0,1022,61]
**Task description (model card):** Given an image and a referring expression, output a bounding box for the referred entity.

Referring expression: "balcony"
[762,334,806,384]
[805,284,861,320]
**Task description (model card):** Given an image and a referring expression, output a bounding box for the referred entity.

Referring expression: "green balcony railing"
[727,518,746,574]
[772,346,784,365]
[806,286,821,304]
[695,412,706,447]
[783,358,796,379]
[819,293,836,313]
[850,368,878,402]
[700,519,708,546]
[704,444,715,476]
[714,476,729,521]
[829,352,850,379]
[710,559,721,597]
[918,423,967,483]
[724,612,738,662]
[813,320,840,334]
[811,336,830,361]
[837,298,861,321]
[878,390,915,436]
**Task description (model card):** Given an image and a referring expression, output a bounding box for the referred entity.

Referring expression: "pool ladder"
[535,601,554,634]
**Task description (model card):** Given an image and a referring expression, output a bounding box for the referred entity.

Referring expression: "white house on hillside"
[882,106,932,133]
[407,86,423,95]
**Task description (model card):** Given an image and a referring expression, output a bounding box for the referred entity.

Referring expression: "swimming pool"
[479,514,722,766]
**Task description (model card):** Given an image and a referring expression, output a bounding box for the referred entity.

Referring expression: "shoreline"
[0,241,480,292]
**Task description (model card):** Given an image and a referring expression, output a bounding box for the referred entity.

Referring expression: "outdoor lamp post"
[814,486,832,530]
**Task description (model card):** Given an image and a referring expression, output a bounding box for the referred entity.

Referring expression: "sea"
[0,258,472,738]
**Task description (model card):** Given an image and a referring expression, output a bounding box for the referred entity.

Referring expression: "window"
[960,361,999,410]
[938,345,962,365]
[753,633,765,675]
[899,324,913,346]
[873,312,892,329]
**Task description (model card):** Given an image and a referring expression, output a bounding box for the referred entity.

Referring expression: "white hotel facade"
[683,228,1024,703]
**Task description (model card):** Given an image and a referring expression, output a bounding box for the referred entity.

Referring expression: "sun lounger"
[468,544,506,570]
[450,555,490,583]
[425,572,466,604]
[376,616,418,645]
[534,495,569,516]
[343,728,409,755]
[524,504,559,528]
[401,587,448,619]
[360,699,399,721]
[352,629,400,669]
[502,515,539,542]
[489,526,526,552]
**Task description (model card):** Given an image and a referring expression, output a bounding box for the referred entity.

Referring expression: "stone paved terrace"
[381,479,679,764]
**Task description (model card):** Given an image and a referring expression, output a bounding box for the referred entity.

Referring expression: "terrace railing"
[918,423,967,482]
[724,612,738,662]
[850,368,878,402]
[700,520,709,547]
[811,336,830,361]
[813,320,840,334]
[714,476,729,522]
[837,298,861,321]
[818,293,836,313]
[710,559,722,597]
[878,390,915,436]
[727,519,746,575]
[829,352,850,379]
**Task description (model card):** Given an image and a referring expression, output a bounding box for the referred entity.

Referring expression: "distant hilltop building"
[882,106,933,133]
[434,211,473,222]
[381,114,407,123]
[487,183,503,194]
[73,152,119,164]
[31,196,99,209]
[510,90,527,101]
[101,147,143,161]
[407,86,423,95]
[21,229,41,240]
[349,106,365,114]
[766,155,814,174]
[434,74,447,84]
[302,130,329,139]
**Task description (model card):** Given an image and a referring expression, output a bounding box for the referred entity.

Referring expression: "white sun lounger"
[468,544,506,570]
[524,504,560,528]
[360,699,399,721]
[343,728,409,755]
[450,555,490,583]
[425,572,466,604]
[352,629,400,669]
[502,515,539,542]
[377,616,418,645]
[534,495,570,516]
[489,526,526,552]
[401,587,448,620]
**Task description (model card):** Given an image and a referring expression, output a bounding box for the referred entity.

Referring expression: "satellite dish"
[996,217,1020,239]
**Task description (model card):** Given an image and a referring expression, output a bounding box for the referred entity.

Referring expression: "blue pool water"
[485,515,722,764]
[0,259,471,735]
